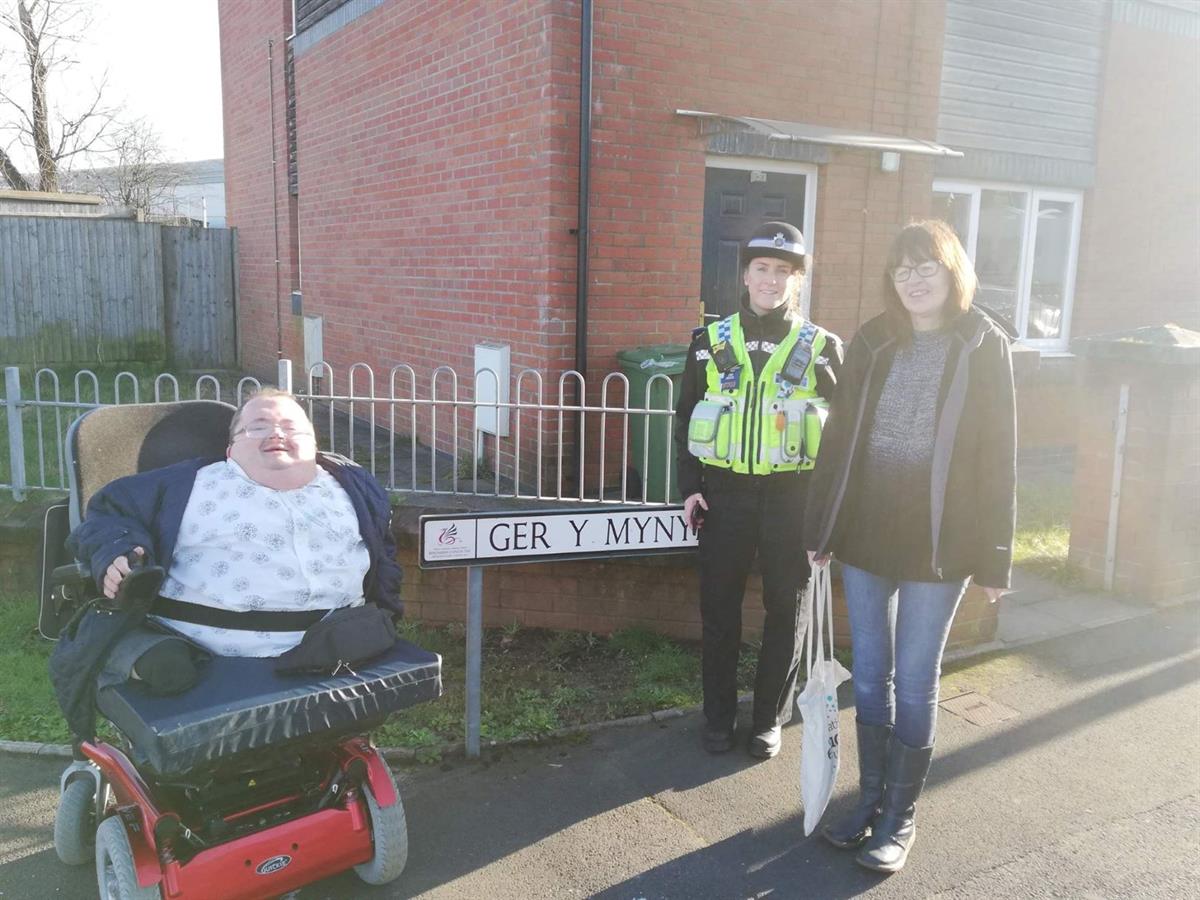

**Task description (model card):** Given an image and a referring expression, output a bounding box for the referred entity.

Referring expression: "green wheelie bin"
[616,344,688,503]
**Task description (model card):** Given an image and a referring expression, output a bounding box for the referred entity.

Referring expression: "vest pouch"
[764,397,808,465]
[803,399,830,464]
[688,397,736,460]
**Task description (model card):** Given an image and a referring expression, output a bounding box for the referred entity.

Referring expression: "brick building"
[219,0,1197,450]
[217,0,1198,635]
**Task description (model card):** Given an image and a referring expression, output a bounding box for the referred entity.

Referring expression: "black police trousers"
[698,472,813,733]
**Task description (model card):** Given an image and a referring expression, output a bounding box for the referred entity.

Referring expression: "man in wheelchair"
[45,390,440,898]
[65,387,402,696]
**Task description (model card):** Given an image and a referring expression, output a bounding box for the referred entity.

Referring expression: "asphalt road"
[2,602,1196,899]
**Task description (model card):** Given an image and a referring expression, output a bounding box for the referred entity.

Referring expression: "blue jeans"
[841,563,967,748]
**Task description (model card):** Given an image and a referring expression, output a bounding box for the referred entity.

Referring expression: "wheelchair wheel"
[54,777,96,866]
[95,816,158,900]
[353,765,409,885]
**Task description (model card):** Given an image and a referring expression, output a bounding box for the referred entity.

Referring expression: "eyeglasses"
[891,260,941,282]
[233,424,314,440]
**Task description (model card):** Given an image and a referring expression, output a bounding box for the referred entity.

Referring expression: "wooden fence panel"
[162,226,237,368]
[0,217,236,367]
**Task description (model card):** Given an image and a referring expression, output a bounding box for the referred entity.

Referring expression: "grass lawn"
[0,598,96,746]
[0,592,761,760]
[1013,476,1085,587]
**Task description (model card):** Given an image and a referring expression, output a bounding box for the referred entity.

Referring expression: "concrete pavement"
[1,594,1196,899]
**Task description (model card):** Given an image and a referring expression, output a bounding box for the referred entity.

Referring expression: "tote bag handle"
[804,564,836,682]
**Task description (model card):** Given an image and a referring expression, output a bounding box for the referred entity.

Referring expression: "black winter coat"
[802,307,1016,589]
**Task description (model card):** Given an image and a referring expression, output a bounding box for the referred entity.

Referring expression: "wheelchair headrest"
[68,400,237,526]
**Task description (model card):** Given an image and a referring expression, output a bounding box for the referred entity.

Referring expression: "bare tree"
[78,118,179,215]
[0,0,114,191]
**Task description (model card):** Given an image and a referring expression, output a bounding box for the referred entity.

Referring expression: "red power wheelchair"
[39,401,442,899]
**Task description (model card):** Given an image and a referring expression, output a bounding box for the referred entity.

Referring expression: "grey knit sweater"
[840,327,953,581]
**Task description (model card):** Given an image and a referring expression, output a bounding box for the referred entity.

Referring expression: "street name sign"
[418,504,697,758]
[419,506,698,568]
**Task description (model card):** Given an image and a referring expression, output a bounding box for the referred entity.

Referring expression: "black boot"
[821,721,892,849]
[855,739,933,873]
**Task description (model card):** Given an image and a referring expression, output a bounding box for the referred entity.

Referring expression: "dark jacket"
[66,453,403,612]
[51,454,402,740]
[802,307,1016,588]
[674,300,844,498]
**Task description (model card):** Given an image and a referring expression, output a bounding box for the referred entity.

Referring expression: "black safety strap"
[152,597,332,632]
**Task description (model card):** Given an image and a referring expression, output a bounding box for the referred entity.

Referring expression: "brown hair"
[882,220,977,338]
[228,387,304,444]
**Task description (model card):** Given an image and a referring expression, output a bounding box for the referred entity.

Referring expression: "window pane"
[932,191,971,247]
[1026,199,1075,341]
[974,190,1027,333]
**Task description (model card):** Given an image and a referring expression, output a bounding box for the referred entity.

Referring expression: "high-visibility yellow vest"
[687,313,829,474]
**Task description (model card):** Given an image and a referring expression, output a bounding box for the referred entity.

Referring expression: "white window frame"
[707,156,819,318]
[933,179,1083,353]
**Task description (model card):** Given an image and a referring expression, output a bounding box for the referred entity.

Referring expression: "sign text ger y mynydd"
[418,506,698,568]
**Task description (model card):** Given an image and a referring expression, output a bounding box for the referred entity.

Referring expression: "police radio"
[780,340,813,385]
[709,339,739,373]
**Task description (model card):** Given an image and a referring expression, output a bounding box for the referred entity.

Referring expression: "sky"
[0,0,225,169]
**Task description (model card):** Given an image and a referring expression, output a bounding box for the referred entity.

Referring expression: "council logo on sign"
[423,518,476,562]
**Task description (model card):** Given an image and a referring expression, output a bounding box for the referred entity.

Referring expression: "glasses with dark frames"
[233,424,314,440]
[891,260,941,283]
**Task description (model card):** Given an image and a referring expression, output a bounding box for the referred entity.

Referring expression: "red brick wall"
[586,0,946,367]
[220,0,948,392]
[289,1,579,387]
[1015,357,1079,453]
[277,1,585,475]
[1072,19,1200,338]
[397,539,995,652]
[1069,354,1200,600]
[219,0,302,380]
[581,0,944,488]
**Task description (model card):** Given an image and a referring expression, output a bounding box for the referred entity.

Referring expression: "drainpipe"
[268,39,283,360]
[573,0,593,489]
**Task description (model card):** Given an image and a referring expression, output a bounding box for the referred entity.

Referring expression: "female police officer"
[674,221,842,759]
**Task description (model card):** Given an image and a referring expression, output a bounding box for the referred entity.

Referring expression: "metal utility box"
[474,342,511,437]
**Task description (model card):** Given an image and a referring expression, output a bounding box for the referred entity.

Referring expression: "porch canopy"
[676,109,963,158]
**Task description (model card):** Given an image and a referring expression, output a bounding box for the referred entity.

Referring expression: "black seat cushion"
[97,639,441,777]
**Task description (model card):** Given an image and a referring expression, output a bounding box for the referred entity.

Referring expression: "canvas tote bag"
[795,563,851,835]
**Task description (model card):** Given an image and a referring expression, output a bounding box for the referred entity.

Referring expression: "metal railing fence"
[0,366,265,501]
[1,360,680,506]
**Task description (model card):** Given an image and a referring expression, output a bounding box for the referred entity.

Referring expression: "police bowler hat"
[741,221,807,269]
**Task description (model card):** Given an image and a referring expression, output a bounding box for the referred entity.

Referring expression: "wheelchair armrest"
[52,561,92,588]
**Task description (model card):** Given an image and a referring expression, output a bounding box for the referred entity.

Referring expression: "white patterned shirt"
[154,459,370,657]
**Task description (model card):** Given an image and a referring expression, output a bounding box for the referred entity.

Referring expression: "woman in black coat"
[803,220,1016,873]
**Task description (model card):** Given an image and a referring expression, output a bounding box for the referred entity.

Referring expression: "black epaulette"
[691,325,707,341]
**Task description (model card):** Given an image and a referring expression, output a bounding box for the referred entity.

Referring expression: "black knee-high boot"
[821,720,892,849]
[855,739,933,873]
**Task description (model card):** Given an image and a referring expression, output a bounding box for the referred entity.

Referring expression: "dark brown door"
[700,167,809,320]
